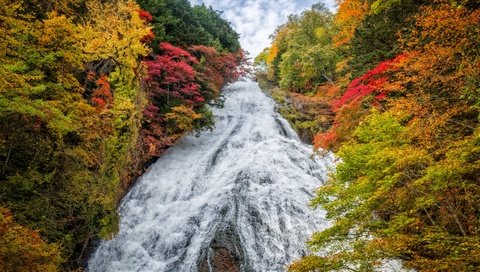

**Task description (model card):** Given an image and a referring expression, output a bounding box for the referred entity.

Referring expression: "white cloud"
[190,0,336,58]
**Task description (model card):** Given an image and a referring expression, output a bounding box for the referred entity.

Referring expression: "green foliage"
[255,4,340,144]
[306,112,480,270]
[0,1,150,268]
[193,105,215,131]
[370,0,408,14]
[192,4,241,53]
[258,0,480,271]
[270,4,339,93]
[347,0,422,77]
[1,0,243,270]
[136,0,240,53]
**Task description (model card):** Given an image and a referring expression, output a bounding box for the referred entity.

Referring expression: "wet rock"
[198,224,247,272]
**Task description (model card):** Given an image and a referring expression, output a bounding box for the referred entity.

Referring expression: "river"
[88,79,335,272]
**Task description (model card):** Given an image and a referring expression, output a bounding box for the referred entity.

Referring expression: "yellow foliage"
[165,105,202,133]
[391,2,480,150]
[266,24,292,67]
[81,0,151,70]
[0,0,36,90]
[266,44,279,65]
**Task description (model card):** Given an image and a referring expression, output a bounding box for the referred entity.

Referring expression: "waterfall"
[88,79,335,272]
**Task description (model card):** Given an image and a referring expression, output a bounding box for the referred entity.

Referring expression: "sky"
[189,0,336,58]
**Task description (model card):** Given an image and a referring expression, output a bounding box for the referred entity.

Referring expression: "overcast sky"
[189,0,336,58]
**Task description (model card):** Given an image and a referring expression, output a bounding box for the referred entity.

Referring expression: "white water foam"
[88,79,335,271]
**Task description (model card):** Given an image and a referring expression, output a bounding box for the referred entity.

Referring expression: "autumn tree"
[190,45,243,98]
[292,1,480,271]
[346,0,424,77]
[0,0,242,269]
[314,54,406,150]
[0,0,150,268]
[0,207,61,272]
[333,0,369,48]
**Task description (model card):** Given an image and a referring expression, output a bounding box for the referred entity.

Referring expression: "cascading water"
[88,79,335,272]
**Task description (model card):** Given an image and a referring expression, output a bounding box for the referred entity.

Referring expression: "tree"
[346,0,423,77]
[295,1,480,271]
[0,207,61,272]
[314,54,406,150]
[268,4,339,93]
[0,0,244,269]
[142,42,202,157]
[136,0,240,53]
[333,0,369,47]
[0,0,151,268]
[190,45,243,99]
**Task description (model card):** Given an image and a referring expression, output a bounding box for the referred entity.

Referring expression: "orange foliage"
[91,75,113,112]
[333,0,369,47]
[0,207,61,272]
[288,1,480,271]
[314,130,337,150]
[390,1,480,150]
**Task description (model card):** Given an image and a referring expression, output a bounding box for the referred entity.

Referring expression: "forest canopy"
[256,0,480,271]
[0,0,244,270]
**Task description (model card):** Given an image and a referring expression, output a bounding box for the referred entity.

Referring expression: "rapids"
[88,80,335,271]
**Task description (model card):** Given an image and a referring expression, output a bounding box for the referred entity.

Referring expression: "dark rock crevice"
[198,224,248,272]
